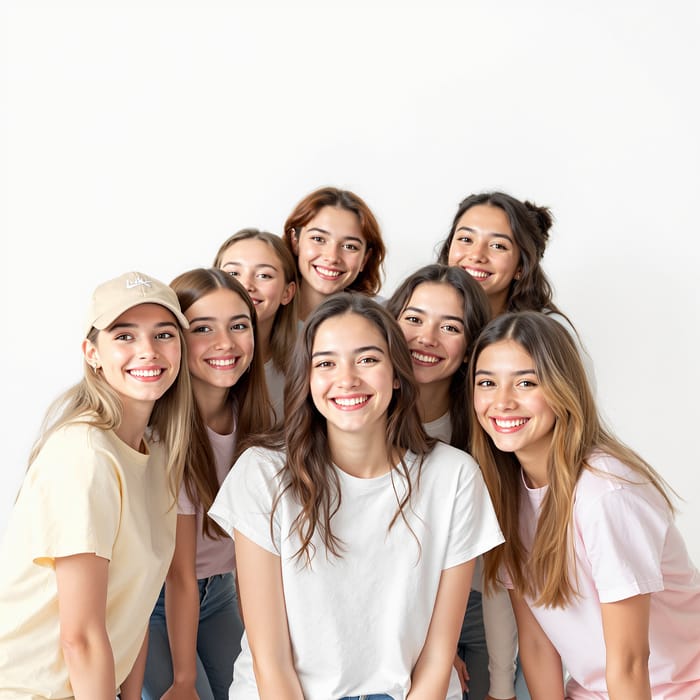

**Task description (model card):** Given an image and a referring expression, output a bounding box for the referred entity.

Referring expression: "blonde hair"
[29,325,193,502]
[469,311,674,608]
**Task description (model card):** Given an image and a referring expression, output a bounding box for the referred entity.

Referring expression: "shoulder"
[423,441,479,470]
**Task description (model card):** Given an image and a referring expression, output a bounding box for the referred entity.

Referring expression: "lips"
[411,350,442,365]
[331,394,370,410]
[490,416,529,433]
[463,266,491,281]
[128,367,164,380]
[313,265,344,280]
[206,357,238,369]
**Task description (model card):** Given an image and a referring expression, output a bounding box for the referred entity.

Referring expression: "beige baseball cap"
[85,271,189,336]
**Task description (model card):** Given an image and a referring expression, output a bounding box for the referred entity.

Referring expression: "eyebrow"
[222,261,279,271]
[311,345,386,359]
[474,368,537,376]
[404,305,465,325]
[306,226,364,245]
[455,226,514,243]
[188,313,251,324]
[107,321,178,331]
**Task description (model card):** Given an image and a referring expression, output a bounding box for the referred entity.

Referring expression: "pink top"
[512,452,700,698]
[178,419,237,580]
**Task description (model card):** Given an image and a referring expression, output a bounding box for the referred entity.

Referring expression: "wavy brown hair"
[213,228,298,374]
[171,268,273,538]
[387,264,491,450]
[273,293,434,565]
[469,311,674,608]
[283,186,386,295]
[438,191,563,315]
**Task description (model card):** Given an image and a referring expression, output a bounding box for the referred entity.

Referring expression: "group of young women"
[0,187,698,700]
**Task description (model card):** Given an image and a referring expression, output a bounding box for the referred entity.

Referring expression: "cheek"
[447,242,460,265]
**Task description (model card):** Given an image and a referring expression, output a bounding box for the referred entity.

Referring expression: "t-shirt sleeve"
[443,457,504,570]
[177,479,197,516]
[27,429,122,568]
[208,447,282,556]
[578,486,669,603]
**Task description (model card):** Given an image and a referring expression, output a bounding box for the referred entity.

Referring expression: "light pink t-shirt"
[512,452,700,698]
[178,421,236,580]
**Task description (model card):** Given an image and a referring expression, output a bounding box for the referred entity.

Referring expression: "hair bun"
[524,201,554,241]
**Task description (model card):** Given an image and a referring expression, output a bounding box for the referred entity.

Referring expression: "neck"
[114,401,152,453]
[490,292,508,318]
[193,380,232,434]
[298,282,328,322]
[518,453,549,489]
[417,381,451,423]
[327,419,392,479]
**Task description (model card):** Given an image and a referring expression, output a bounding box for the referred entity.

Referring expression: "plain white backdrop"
[2,1,699,563]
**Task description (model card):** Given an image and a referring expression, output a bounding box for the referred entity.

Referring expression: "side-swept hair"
[213,228,298,373]
[438,191,562,315]
[277,293,434,564]
[386,264,491,450]
[283,186,386,295]
[171,268,274,538]
[29,327,193,504]
[469,311,674,608]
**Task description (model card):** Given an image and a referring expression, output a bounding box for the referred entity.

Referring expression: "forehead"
[221,238,281,265]
[456,204,512,233]
[312,312,387,351]
[476,339,535,369]
[109,303,178,327]
[407,282,464,315]
[304,206,365,241]
[185,287,249,318]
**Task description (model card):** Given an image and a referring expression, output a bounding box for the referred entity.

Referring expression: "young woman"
[388,265,518,700]
[470,311,700,699]
[143,268,274,700]
[283,186,386,320]
[209,294,504,700]
[214,228,298,420]
[0,271,193,699]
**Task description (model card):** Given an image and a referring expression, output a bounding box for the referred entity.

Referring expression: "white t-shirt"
[210,441,504,700]
[178,419,237,580]
[0,423,176,698]
[513,452,700,699]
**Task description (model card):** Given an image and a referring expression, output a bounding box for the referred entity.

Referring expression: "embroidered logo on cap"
[126,275,152,289]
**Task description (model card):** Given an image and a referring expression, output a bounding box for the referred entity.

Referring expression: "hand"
[160,681,200,700]
[452,653,469,693]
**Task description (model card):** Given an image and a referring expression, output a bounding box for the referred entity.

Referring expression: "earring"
[92,363,99,374]
[514,271,522,280]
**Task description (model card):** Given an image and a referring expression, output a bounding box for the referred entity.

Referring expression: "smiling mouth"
[206,358,238,369]
[491,417,529,432]
[332,395,370,409]
[463,267,492,281]
[313,265,344,280]
[411,350,441,365]
[128,368,164,379]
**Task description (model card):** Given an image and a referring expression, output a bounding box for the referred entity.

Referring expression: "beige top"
[0,423,177,698]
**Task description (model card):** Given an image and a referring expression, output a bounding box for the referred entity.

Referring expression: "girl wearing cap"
[283,186,386,321]
[209,294,504,700]
[213,229,297,421]
[143,269,274,700]
[470,311,700,699]
[0,271,193,699]
[387,265,518,700]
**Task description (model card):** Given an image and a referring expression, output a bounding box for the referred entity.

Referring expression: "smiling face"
[84,303,181,414]
[473,339,556,476]
[397,282,468,393]
[310,312,395,441]
[184,287,254,397]
[448,205,521,315]
[292,206,369,298]
[217,238,295,326]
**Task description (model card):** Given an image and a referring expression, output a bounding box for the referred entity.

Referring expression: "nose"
[213,328,234,351]
[417,321,438,347]
[137,336,158,359]
[335,360,360,389]
[468,239,488,262]
[493,384,517,410]
[240,271,256,293]
[322,240,341,262]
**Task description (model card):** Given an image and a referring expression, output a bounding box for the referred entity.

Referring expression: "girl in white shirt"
[470,311,700,699]
[210,293,504,700]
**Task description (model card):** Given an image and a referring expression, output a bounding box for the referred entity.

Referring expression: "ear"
[82,338,100,368]
[281,280,296,306]
[514,268,522,281]
[289,228,300,255]
[393,377,400,390]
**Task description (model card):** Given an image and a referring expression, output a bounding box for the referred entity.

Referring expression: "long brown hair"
[469,311,674,608]
[438,191,563,315]
[213,228,298,373]
[283,186,386,295]
[171,268,274,538]
[386,264,491,450]
[276,293,434,564]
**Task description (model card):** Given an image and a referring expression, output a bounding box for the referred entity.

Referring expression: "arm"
[162,514,200,699]
[509,592,565,700]
[482,583,517,700]
[407,560,474,700]
[234,529,304,700]
[601,594,652,700]
[55,553,116,700]
[118,630,148,700]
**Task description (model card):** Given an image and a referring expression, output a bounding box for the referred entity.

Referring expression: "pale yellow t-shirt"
[0,423,177,699]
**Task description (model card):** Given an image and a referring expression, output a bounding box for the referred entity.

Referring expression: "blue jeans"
[142,572,243,700]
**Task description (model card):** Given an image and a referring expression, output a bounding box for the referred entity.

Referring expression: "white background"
[2,1,699,563]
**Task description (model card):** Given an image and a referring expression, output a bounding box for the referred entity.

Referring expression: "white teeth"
[494,418,528,428]
[129,368,162,378]
[466,269,490,279]
[315,266,342,278]
[411,351,440,364]
[208,358,236,367]
[334,396,368,407]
